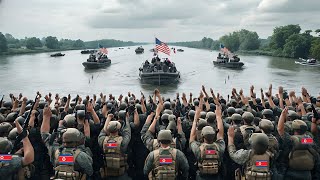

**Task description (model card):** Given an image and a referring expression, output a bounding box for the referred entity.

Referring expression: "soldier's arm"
[143,152,154,176]
[121,118,131,152]
[177,118,186,150]
[277,107,288,137]
[15,121,34,166]
[133,109,140,127]
[216,104,224,140]
[177,150,189,179]
[228,145,250,165]
[77,152,94,176]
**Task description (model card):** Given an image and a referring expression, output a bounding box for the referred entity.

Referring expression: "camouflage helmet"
[107,121,121,133]
[242,112,254,124]
[231,113,242,122]
[249,133,269,150]
[63,114,76,128]
[62,128,83,144]
[288,110,300,120]
[201,126,215,137]
[118,110,126,120]
[0,137,13,154]
[163,101,171,110]
[16,116,25,126]
[5,112,18,123]
[197,119,207,130]
[206,112,216,124]
[163,109,173,115]
[119,103,127,111]
[75,104,85,111]
[8,127,18,141]
[77,110,85,119]
[227,107,236,115]
[168,114,176,122]
[292,119,307,131]
[188,110,195,120]
[157,130,172,141]
[0,122,13,136]
[200,111,207,119]
[258,119,274,132]
[235,108,244,115]
[262,109,273,116]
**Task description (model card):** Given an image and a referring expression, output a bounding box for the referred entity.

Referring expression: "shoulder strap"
[73,149,81,163]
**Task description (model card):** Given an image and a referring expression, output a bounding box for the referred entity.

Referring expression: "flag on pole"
[98,44,108,54]
[155,38,170,56]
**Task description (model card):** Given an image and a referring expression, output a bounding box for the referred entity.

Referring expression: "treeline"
[0,33,138,55]
[171,25,320,59]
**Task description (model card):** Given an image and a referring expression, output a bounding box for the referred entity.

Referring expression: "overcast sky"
[0,0,319,42]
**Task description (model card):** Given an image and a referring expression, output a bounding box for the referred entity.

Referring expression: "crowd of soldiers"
[0,85,320,180]
[141,56,178,73]
[87,52,109,62]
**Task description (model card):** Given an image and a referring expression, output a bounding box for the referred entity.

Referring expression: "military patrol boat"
[213,53,244,69]
[135,46,144,54]
[82,53,111,69]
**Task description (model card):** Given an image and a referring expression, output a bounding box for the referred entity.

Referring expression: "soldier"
[144,129,189,179]
[41,107,93,179]
[277,107,320,180]
[0,120,34,178]
[189,94,225,180]
[228,128,274,180]
[240,112,256,149]
[98,113,131,179]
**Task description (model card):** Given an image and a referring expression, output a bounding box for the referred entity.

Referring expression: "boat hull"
[82,60,111,69]
[139,71,180,85]
[295,61,320,67]
[135,50,144,54]
[213,61,244,69]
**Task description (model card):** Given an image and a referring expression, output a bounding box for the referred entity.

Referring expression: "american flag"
[155,38,170,56]
[99,44,108,54]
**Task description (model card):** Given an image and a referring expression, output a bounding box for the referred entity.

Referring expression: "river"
[0,45,319,100]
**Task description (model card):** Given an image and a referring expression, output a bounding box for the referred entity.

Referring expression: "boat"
[135,46,144,54]
[213,53,244,69]
[50,52,65,57]
[81,50,97,54]
[295,58,320,67]
[82,53,111,69]
[139,57,180,85]
[177,49,184,52]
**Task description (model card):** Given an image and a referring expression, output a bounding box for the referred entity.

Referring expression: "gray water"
[0,45,319,100]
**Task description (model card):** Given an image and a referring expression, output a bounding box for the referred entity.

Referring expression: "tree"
[26,37,42,49]
[304,30,312,35]
[73,39,85,48]
[282,34,309,58]
[45,36,60,49]
[0,32,8,53]
[219,32,240,52]
[238,29,260,50]
[310,38,320,59]
[269,24,301,50]
[315,29,320,36]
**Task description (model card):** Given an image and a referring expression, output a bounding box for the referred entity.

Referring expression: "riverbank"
[0,47,86,56]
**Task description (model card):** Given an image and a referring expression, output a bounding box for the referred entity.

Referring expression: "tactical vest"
[54,148,85,180]
[267,134,279,156]
[240,125,255,149]
[245,150,273,180]
[198,143,220,175]
[100,135,128,177]
[288,135,316,171]
[149,148,177,180]
[153,138,176,150]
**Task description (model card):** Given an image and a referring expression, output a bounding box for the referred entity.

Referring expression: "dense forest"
[171,25,320,59]
[0,33,138,55]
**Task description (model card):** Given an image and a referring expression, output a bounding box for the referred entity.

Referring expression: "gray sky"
[0,0,319,42]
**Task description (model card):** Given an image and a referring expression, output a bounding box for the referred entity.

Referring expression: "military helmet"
[193,99,199,106]
[69,101,76,108]
[166,120,177,132]
[188,110,195,120]
[63,114,76,128]
[0,122,13,135]
[201,126,215,137]
[135,104,142,112]
[119,103,127,111]
[292,119,307,131]
[231,113,242,122]
[16,116,25,126]
[206,112,216,124]
[163,101,171,110]
[288,110,300,120]
[51,108,57,115]
[161,113,169,124]
[3,101,13,109]
[249,133,269,149]
[262,109,273,116]
[259,119,274,132]
[25,104,32,111]
[157,130,172,141]
[200,111,206,119]
[235,108,244,115]
[96,98,102,105]
[163,109,173,115]
[0,114,5,123]
[230,99,237,107]
[75,104,85,111]
[77,110,85,119]
[6,112,18,122]
[62,128,83,144]
[168,114,176,122]
[58,107,65,113]
[8,127,18,141]
[242,112,254,124]
[197,119,207,130]
[38,101,47,109]
[0,137,13,154]
[227,107,236,115]
[118,110,126,120]
[107,121,121,133]
[209,103,216,112]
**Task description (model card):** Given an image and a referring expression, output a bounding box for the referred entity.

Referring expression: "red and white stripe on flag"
[0,154,12,161]
[59,155,74,164]
[159,158,173,164]
[301,138,313,144]
[100,48,108,54]
[205,150,216,155]
[106,143,118,148]
[255,161,268,167]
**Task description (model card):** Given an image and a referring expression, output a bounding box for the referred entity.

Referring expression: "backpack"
[198,143,220,175]
[149,148,177,180]
[54,148,85,180]
[240,125,256,149]
[245,150,273,180]
[288,135,316,171]
[100,135,128,177]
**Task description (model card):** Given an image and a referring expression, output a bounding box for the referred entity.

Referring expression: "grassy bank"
[0,47,85,56]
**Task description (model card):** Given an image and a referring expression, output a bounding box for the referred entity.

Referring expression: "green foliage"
[26,37,42,49]
[0,32,8,53]
[310,38,320,59]
[282,34,310,58]
[73,39,85,48]
[170,37,219,50]
[219,32,240,51]
[45,36,60,49]
[269,24,301,49]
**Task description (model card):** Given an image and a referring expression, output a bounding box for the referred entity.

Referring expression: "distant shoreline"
[0,47,87,56]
